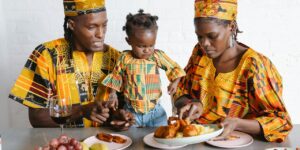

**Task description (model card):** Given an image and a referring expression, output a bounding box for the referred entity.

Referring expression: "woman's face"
[194,19,232,59]
[69,11,108,52]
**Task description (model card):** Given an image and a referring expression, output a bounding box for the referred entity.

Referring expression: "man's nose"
[95,27,104,38]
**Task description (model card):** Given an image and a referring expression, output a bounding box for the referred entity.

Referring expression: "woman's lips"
[205,50,214,54]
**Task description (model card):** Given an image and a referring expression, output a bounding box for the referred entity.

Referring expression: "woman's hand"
[90,101,110,125]
[168,82,178,95]
[177,101,203,122]
[110,109,135,131]
[213,117,240,141]
[168,78,181,95]
[213,118,261,141]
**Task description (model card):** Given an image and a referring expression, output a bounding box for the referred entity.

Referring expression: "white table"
[1,125,299,149]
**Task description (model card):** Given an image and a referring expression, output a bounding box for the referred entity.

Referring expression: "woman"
[174,0,292,142]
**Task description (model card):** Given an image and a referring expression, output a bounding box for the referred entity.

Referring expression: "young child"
[102,10,186,127]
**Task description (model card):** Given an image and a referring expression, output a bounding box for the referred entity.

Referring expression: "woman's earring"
[229,34,235,48]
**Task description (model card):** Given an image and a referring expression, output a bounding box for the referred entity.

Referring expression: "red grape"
[58,135,68,144]
[57,145,67,150]
[49,138,59,148]
[38,135,82,150]
[70,138,78,146]
[74,143,83,150]
[66,144,75,150]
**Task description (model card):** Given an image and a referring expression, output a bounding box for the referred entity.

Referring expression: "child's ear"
[125,37,131,45]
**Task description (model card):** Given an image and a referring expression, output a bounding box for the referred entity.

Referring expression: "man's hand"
[107,92,118,111]
[90,101,110,125]
[110,109,135,131]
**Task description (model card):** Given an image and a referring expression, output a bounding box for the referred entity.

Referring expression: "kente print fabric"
[174,43,292,142]
[194,0,237,20]
[102,50,186,114]
[9,38,120,127]
[64,0,106,16]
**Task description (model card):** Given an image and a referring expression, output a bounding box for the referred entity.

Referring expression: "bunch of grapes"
[36,135,83,150]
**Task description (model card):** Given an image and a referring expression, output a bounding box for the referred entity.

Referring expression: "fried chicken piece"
[179,119,189,132]
[168,117,190,132]
[154,126,167,138]
[96,132,113,142]
[163,126,178,138]
[169,120,181,131]
[167,116,179,124]
[183,124,198,137]
[112,135,127,144]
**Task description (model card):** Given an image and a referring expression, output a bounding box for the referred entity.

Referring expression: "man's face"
[69,11,107,52]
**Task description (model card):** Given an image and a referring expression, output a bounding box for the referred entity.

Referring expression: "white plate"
[144,133,187,149]
[153,124,223,146]
[206,131,253,149]
[265,147,293,150]
[83,133,132,150]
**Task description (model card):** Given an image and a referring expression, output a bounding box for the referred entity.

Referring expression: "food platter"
[83,133,132,150]
[153,124,223,146]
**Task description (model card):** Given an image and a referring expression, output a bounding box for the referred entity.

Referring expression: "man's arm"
[29,103,95,127]
[29,108,58,127]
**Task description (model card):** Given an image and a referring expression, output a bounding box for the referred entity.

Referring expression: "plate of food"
[144,133,187,149]
[152,117,224,146]
[265,147,293,150]
[83,132,132,150]
[206,131,253,148]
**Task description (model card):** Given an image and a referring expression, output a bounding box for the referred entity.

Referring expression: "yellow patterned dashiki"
[174,43,292,142]
[9,38,120,127]
[64,0,106,16]
[194,0,237,20]
[102,50,186,114]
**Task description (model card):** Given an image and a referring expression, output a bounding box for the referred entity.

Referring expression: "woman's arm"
[236,118,261,135]
[213,117,261,140]
[246,56,292,142]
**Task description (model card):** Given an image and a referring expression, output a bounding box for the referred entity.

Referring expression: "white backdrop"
[1,0,300,129]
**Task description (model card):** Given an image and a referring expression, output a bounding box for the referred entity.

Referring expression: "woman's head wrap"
[194,0,237,21]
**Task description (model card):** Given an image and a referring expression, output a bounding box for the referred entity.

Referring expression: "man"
[9,0,134,129]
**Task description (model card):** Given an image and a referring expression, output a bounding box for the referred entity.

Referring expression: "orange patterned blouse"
[174,43,292,142]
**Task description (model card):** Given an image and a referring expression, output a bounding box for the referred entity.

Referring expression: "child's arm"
[102,53,127,110]
[168,77,182,95]
[153,50,186,85]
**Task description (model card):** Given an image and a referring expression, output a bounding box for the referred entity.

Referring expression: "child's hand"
[107,92,118,110]
[168,82,178,95]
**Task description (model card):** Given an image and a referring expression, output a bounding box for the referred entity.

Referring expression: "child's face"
[126,28,157,59]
